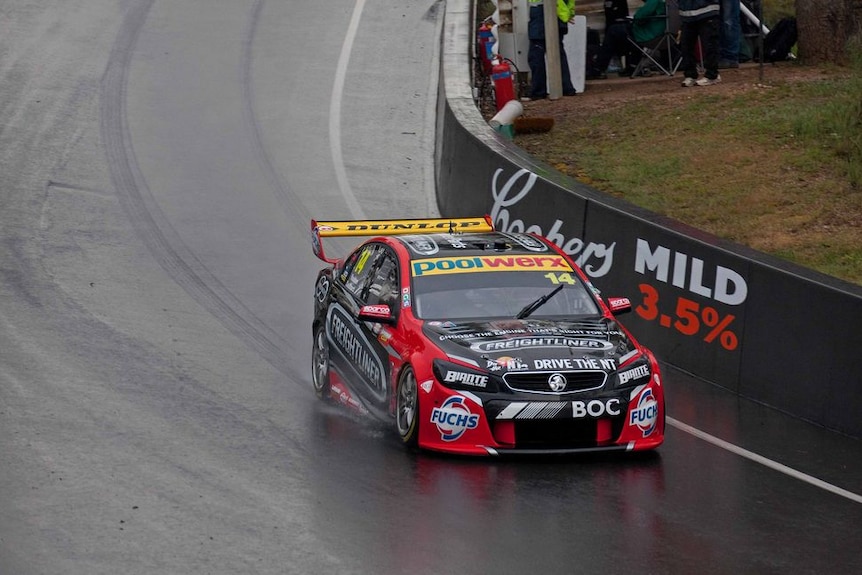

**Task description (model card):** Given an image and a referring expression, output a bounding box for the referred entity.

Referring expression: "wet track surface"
[1,1,861,573]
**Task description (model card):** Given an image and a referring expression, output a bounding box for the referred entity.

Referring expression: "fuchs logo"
[630,388,659,437]
[430,396,480,441]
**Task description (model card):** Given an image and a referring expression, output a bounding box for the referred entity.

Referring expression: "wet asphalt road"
[1,1,860,573]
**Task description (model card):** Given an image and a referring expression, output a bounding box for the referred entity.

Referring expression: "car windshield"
[412,269,600,320]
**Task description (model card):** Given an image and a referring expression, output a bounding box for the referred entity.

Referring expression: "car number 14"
[543,272,578,285]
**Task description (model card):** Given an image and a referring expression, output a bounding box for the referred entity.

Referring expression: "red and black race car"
[311,216,664,456]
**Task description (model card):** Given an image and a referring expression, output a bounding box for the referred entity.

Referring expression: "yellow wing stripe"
[312,216,493,237]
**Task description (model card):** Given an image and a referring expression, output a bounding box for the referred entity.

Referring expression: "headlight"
[432,359,497,392]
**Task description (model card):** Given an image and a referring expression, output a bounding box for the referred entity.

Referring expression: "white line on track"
[330,0,368,220]
[422,5,444,217]
[668,416,862,504]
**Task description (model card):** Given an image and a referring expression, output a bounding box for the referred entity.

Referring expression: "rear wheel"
[311,325,331,401]
[395,367,419,446]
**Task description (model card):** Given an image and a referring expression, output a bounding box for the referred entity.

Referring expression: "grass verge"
[516,61,862,285]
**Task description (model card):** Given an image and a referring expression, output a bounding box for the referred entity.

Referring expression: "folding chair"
[627,0,682,78]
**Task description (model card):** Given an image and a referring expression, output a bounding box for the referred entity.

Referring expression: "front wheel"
[311,325,332,401]
[395,367,419,446]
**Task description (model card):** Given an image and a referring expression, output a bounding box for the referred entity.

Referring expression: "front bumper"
[417,378,665,456]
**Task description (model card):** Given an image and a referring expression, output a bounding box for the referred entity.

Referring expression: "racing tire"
[311,325,332,401]
[395,366,419,446]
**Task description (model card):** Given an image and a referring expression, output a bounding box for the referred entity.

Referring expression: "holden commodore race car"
[310,216,664,456]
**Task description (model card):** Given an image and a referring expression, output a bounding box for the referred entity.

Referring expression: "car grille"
[509,418,624,449]
[503,370,607,394]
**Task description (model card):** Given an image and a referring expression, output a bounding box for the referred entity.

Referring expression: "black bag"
[763,17,797,62]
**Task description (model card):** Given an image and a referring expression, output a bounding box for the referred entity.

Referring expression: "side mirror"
[606,297,632,315]
[358,304,396,325]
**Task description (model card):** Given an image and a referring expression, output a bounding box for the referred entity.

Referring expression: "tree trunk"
[796,0,862,64]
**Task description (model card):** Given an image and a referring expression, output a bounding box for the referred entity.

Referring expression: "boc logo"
[430,396,480,441]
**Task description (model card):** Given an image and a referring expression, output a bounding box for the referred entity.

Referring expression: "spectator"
[719,0,741,68]
[604,0,629,24]
[738,0,761,62]
[527,0,578,99]
[593,0,668,78]
[679,0,721,86]
[593,0,633,78]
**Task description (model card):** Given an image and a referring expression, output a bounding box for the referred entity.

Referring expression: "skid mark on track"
[100,0,296,377]
[46,180,114,198]
[668,416,862,504]
[41,181,115,230]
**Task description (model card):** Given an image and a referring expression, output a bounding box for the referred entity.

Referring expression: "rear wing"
[311,216,494,263]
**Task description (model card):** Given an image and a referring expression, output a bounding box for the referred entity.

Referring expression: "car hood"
[423,317,637,375]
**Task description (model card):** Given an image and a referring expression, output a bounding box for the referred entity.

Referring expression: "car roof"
[388,231,554,261]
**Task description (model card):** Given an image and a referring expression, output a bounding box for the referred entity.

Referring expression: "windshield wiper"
[515,285,564,319]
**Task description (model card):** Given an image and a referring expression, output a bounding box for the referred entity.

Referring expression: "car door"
[327,243,400,412]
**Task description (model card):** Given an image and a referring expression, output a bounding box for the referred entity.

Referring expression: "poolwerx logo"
[412,255,572,277]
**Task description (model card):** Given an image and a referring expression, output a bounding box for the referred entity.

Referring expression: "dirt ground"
[519,60,836,120]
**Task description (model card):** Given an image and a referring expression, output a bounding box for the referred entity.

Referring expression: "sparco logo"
[327,305,386,400]
[490,168,615,278]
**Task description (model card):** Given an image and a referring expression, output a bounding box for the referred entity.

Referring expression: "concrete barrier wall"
[437,1,862,438]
